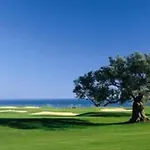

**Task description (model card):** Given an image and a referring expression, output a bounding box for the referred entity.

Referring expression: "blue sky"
[0,0,150,99]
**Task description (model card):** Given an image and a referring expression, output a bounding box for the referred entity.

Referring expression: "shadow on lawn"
[1,112,149,130]
[1,111,150,130]
[78,111,131,117]
[78,111,150,117]
[0,118,126,130]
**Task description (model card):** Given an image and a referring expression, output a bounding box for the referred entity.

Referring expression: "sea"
[0,99,133,108]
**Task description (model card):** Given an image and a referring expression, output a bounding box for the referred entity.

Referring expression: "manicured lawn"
[0,107,150,150]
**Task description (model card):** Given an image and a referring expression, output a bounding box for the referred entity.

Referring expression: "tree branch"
[109,81,120,88]
[86,97,101,107]
[131,94,136,100]
[103,99,120,107]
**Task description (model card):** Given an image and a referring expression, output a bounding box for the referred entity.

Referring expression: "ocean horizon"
[0,99,133,108]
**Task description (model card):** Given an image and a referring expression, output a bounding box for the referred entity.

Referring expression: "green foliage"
[73,52,150,106]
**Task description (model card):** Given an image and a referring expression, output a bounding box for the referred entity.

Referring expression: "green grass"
[0,107,150,150]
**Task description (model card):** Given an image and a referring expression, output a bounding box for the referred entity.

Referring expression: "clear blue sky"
[0,0,150,99]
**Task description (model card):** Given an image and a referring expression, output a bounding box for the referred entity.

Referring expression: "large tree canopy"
[73,52,150,122]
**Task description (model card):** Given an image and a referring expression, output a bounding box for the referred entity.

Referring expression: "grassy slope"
[0,107,150,150]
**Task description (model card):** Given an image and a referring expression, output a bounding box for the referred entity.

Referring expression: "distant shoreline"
[0,99,133,108]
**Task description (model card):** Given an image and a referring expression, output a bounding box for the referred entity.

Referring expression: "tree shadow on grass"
[1,111,150,130]
[77,111,150,117]
[0,118,127,130]
[77,111,132,117]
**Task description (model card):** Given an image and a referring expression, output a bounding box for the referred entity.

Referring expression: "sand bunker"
[24,106,40,109]
[0,110,27,113]
[31,111,78,116]
[101,108,132,112]
[0,106,17,109]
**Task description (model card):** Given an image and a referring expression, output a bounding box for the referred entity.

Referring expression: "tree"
[73,52,150,123]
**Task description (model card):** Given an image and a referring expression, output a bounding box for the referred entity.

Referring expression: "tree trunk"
[129,95,149,123]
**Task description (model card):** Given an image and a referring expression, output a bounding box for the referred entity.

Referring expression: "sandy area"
[0,106,17,109]
[0,110,27,113]
[0,106,40,109]
[101,108,132,112]
[24,106,40,109]
[31,111,78,116]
